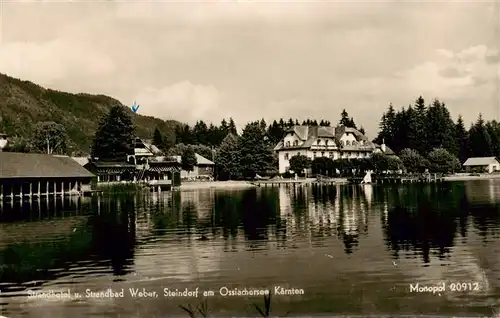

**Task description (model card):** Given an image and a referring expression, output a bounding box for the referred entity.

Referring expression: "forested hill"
[0,74,179,155]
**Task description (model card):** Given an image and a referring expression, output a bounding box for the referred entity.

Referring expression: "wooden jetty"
[250,178,347,187]
[347,173,445,184]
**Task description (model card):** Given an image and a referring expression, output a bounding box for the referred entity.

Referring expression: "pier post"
[29,182,33,198]
[54,182,57,196]
[20,183,23,198]
[46,181,49,196]
[0,184,3,201]
[61,181,64,196]
[38,181,41,197]
[69,181,72,195]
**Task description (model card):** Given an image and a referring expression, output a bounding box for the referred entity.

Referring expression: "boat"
[360,171,372,184]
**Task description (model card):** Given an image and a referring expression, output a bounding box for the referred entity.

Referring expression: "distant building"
[463,157,500,173]
[273,125,393,174]
[78,137,181,187]
[0,152,94,199]
[174,153,215,179]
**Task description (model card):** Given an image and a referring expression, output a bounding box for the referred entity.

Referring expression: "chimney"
[0,133,7,151]
[381,143,386,152]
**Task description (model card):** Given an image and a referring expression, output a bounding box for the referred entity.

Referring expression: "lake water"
[1,181,500,318]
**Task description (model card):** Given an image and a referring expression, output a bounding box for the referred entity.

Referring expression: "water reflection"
[0,195,136,293]
[1,181,500,317]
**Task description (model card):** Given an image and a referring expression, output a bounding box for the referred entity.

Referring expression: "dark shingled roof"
[275,125,376,151]
[0,152,95,179]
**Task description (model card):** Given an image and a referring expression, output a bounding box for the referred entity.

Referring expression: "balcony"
[310,144,337,150]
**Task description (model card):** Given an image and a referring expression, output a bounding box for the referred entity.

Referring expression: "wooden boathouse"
[0,152,95,200]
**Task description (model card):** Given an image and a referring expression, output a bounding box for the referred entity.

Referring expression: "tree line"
[374,96,500,163]
[288,147,461,178]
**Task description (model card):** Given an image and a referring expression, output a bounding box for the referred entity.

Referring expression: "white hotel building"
[273,125,394,174]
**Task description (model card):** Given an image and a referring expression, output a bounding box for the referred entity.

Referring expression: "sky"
[1,0,500,138]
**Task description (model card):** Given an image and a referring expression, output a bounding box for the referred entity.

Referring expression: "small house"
[463,157,500,173]
[83,160,136,182]
[174,153,215,179]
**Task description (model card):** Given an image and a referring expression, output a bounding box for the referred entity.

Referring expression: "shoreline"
[179,180,256,190]
[443,173,500,181]
[178,178,349,190]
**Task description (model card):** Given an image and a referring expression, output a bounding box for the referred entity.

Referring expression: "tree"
[153,127,165,151]
[425,99,457,155]
[238,122,275,178]
[31,121,68,155]
[259,118,267,132]
[469,114,493,157]
[311,157,334,176]
[399,148,429,173]
[370,153,389,173]
[4,136,31,153]
[92,105,135,161]
[228,118,237,136]
[427,148,461,173]
[193,120,209,145]
[413,96,428,154]
[181,146,197,174]
[289,154,311,176]
[455,115,470,162]
[215,134,240,180]
[339,109,357,128]
[267,120,284,144]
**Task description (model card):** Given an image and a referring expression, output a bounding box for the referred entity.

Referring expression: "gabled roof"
[71,156,90,166]
[0,152,95,179]
[133,137,155,156]
[463,157,500,166]
[285,125,310,140]
[174,153,215,166]
[275,124,374,151]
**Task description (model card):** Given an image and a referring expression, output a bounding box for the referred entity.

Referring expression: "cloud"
[355,45,500,123]
[134,81,223,123]
[1,39,115,85]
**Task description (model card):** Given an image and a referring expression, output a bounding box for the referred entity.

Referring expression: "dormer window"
[286,141,290,147]
[317,140,321,145]
[346,140,350,146]
[293,140,298,146]
[325,140,329,146]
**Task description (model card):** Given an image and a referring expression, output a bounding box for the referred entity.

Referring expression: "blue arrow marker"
[131,101,140,113]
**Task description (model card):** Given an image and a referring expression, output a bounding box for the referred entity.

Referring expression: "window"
[341,140,344,146]
[313,152,317,158]
[317,140,321,145]
[293,140,298,146]
[284,153,289,160]
[325,140,329,146]
[286,141,290,147]
[330,152,334,158]
[321,152,325,157]
[346,140,350,146]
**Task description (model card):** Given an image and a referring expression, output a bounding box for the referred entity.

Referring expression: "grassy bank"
[96,182,146,194]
